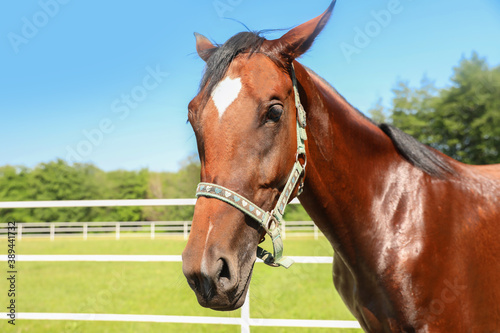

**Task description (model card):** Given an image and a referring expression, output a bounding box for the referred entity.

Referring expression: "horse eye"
[266,105,283,123]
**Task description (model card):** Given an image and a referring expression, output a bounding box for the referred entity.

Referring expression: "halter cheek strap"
[195,64,307,269]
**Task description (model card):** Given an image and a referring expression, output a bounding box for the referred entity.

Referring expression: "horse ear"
[264,0,336,61]
[194,32,217,62]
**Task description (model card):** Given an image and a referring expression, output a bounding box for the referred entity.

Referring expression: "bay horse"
[182,1,500,331]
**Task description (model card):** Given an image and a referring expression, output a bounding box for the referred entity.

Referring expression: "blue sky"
[1,0,499,172]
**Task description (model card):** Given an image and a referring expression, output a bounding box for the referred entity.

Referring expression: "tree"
[370,53,500,165]
[390,76,439,145]
[432,53,500,164]
[105,169,149,222]
[0,158,205,223]
[144,155,200,222]
[0,160,105,222]
[0,165,32,222]
[369,98,388,124]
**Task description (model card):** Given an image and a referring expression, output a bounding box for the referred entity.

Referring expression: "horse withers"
[182,1,500,331]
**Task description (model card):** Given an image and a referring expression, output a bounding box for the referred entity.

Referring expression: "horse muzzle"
[182,244,253,310]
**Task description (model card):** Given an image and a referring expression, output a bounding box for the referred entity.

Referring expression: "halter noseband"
[195,64,307,269]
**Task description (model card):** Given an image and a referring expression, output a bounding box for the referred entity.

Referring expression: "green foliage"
[0,157,201,223]
[143,155,200,222]
[390,76,439,144]
[370,52,500,165]
[369,98,388,124]
[434,53,500,164]
[105,169,149,222]
[0,160,105,222]
[283,204,311,221]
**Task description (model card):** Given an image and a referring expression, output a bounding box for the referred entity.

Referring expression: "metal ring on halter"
[265,211,279,232]
[296,151,307,170]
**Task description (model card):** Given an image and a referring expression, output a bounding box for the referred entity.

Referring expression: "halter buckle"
[263,210,279,234]
[295,151,307,169]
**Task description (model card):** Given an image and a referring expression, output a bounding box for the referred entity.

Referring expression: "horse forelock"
[199,31,289,103]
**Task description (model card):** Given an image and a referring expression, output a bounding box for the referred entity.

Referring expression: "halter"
[195,64,307,269]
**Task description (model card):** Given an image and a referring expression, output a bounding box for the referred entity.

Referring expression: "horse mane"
[304,67,456,179]
[378,124,456,178]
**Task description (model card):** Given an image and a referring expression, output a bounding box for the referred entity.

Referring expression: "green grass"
[0,237,361,332]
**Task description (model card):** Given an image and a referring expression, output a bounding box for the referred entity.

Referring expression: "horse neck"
[295,63,400,266]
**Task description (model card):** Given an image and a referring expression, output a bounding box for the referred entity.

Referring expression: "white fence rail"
[0,198,320,240]
[0,220,321,240]
[0,199,198,208]
[0,255,361,331]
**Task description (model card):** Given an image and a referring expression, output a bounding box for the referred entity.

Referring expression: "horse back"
[471,163,500,179]
[428,161,500,330]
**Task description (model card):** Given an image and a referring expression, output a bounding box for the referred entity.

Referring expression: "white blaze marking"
[200,223,214,275]
[211,77,242,118]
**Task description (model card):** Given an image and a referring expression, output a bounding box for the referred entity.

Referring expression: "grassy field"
[0,237,362,332]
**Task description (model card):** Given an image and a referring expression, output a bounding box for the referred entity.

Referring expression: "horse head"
[182,1,336,310]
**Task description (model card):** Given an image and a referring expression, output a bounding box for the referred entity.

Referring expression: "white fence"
[0,198,359,331]
[0,198,321,240]
[0,255,361,331]
[0,220,321,241]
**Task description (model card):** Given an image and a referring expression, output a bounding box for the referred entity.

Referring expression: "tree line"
[370,52,500,165]
[0,157,201,223]
[1,53,498,223]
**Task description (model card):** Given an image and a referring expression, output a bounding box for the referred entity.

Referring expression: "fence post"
[314,224,319,240]
[151,222,155,240]
[241,287,250,333]
[83,223,88,240]
[17,223,22,241]
[116,223,120,240]
[183,222,188,240]
[50,223,55,241]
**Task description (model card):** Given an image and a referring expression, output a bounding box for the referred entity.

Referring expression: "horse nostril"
[220,259,231,280]
[219,258,231,280]
[187,276,200,293]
